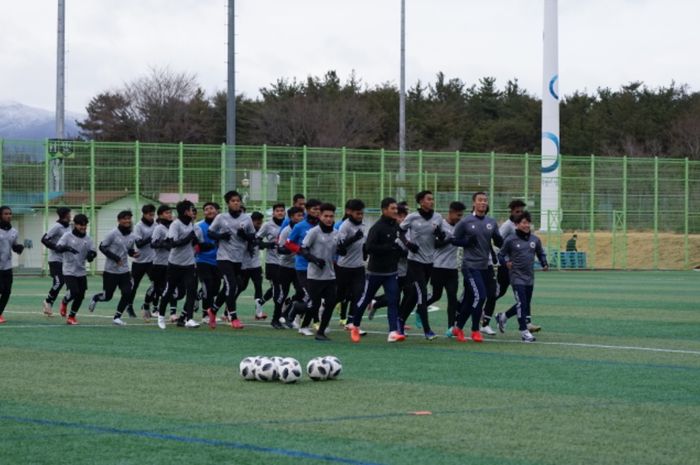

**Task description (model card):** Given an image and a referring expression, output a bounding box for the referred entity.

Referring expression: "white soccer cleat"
[88,299,97,313]
[367,299,377,320]
[520,329,536,343]
[42,301,53,317]
[185,319,200,328]
[387,331,406,343]
[157,315,166,330]
[293,315,301,329]
[112,318,126,326]
[496,313,507,333]
[480,325,496,336]
[298,327,314,336]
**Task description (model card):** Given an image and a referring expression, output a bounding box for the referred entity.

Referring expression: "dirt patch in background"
[540,231,700,270]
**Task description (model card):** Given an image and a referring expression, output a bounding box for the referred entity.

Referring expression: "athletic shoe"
[222,312,231,323]
[176,318,186,327]
[496,313,507,333]
[339,318,347,326]
[207,309,217,330]
[424,331,438,341]
[445,327,454,338]
[66,316,78,325]
[112,318,126,326]
[88,299,96,313]
[231,319,244,329]
[59,301,68,318]
[312,322,320,331]
[157,315,166,330]
[471,331,483,343]
[480,325,496,336]
[270,320,284,329]
[169,314,179,323]
[298,327,314,336]
[527,323,542,333]
[367,299,377,320]
[521,329,536,342]
[415,313,423,329]
[284,319,295,329]
[142,307,152,320]
[254,298,267,318]
[0,315,6,324]
[185,319,200,329]
[451,326,467,342]
[43,301,54,317]
[126,305,137,318]
[387,331,405,342]
[315,333,331,342]
[350,326,361,343]
[293,315,301,329]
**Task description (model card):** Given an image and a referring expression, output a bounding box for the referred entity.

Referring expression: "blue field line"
[0,414,387,465]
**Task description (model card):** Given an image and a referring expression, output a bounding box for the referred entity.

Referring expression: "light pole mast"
[541,0,560,230]
[56,0,65,139]
[398,0,406,200]
[226,0,237,188]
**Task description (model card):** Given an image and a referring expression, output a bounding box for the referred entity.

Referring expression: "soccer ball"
[239,357,257,381]
[254,357,278,382]
[322,355,342,380]
[277,358,302,384]
[306,357,331,381]
[270,356,285,368]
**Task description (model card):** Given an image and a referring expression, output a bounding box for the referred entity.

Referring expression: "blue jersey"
[196,220,218,266]
[287,218,315,271]
[281,211,307,230]
[334,218,345,230]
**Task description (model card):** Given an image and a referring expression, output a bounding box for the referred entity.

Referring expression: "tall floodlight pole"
[398,0,406,200]
[56,0,65,139]
[541,0,560,231]
[226,0,237,188]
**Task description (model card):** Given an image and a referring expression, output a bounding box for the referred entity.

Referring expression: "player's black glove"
[87,250,97,262]
[312,257,326,269]
[406,242,419,253]
[11,243,25,254]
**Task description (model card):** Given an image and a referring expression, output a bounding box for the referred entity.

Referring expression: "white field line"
[3,310,700,356]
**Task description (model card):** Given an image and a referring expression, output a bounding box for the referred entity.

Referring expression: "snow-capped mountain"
[0,100,84,139]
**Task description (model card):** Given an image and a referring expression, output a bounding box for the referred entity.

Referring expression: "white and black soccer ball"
[306,357,331,381]
[277,358,302,384]
[239,357,257,381]
[322,355,342,380]
[255,357,278,382]
[270,356,285,368]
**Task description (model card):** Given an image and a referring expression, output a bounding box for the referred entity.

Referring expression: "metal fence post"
[90,140,96,275]
[178,142,184,198]
[380,148,385,201]
[134,141,140,211]
[341,147,347,208]
[454,150,460,201]
[622,155,628,269]
[0,139,3,205]
[262,144,268,213]
[524,152,529,202]
[684,157,690,268]
[589,154,595,269]
[418,149,423,192]
[220,143,226,199]
[489,151,495,202]
[302,145,308,196]
[653,156,659,270]
[43,139,50,275]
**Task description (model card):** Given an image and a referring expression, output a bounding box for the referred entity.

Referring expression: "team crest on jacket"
[486,223,493,230]
[530,242,536,248]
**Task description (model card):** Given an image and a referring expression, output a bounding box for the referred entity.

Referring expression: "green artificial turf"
[1,271,698,465]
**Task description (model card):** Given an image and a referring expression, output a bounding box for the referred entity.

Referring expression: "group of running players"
[0,189,548,342]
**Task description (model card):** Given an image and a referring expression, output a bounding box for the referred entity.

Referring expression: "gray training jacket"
[133,220,156,264]
[277,225,295,269]
[45,222,71,263]
[100,228,136,274]
[432,219,459,270]
[499,232,547,286]
[0,227,20,271]
[400,211,443,264]
[151,223,170,266]
[57,231,96,277]
[336,219,366,269]
[209,212,255,263]
[453,213,503,270]
[301,225,339,280]
[257,220,282,266]
[167,219,203,267]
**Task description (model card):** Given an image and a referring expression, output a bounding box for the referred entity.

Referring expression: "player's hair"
[508,199,527,210]
[397,204,409,216]
[224,190,241,203]
[305,198,322,210]
[176,200,195,217]
[203,202,220,211]
[513,211,532,224]
[57,206,71,219]
[251,211,264,221]
[346,199,365,211]
[288,206,304,217]
[272,203,286,210]
[319,202,336,213]
[472,191,488,201]
[415,190,433,203]
[117,210,133,220]
[157,205,171,216]
[449,201,467,212]
[73,214,89,225]
[380,197,397,210]
[0,205,12,215]
[292,193,306,203]
[141,204,156,214]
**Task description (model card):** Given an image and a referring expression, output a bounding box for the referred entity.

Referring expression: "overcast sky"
[1,0,699,113]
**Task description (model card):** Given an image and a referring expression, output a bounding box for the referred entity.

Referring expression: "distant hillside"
[0,100,83,139]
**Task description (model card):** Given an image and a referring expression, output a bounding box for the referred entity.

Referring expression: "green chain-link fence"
[1,139,698,273]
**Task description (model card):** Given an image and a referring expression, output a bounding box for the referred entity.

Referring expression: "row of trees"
[77,68,700,158]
